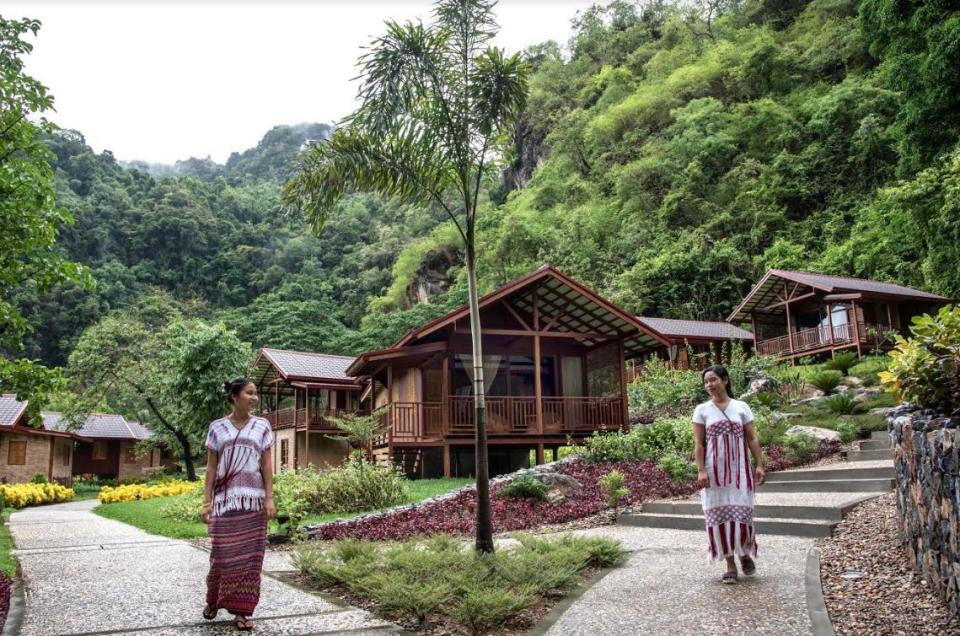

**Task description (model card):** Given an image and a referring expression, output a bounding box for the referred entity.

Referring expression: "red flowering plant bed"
[306,440,838,542]
[0,572,11,630]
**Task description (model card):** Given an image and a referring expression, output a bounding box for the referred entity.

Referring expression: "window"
[7,441,26,465]
[92,440,107,460]
[61,442,71,466]
[124,444,137,464]
[280,439,289,467]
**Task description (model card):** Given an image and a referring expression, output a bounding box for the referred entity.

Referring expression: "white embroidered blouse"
[205,416,274,517]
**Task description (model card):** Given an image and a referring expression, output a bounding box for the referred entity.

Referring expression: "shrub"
[658,452,696,482]
[599,469,629,515]
[833,419,859,443]
[98,479,200,504]
[784,431,816,463]
[580,416,693,464]
[880,305,960,413]
[628,357,703,415]
[499,474,548,501]
[159,489,203,523]
[823,393,866,415]
[746,390,781,409]
[453,585,533,634]
[272,467,321,530]
[808,370,843,394]
[308,462,409,514]
[29,473,48,484]
[849,355,890,385]
[0,482,74,508]
[753,410,787,447]
[824,352,859,376]
[769,367,806,404]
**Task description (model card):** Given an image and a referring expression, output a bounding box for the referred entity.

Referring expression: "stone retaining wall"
[889,405,960,616]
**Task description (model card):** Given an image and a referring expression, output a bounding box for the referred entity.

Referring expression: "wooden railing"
[756,323,898,357]
[389,396,625,442]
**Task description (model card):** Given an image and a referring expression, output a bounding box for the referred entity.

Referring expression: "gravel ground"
[818,492,960,635]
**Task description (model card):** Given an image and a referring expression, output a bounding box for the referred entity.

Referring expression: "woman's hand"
[201,503,212,525]
[696,470,709,490]
[754,465,766,486]
[265,497,277,519]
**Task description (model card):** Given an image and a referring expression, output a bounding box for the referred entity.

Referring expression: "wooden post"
[442,353,450,436]
[852,301,863,358]
[784,283,796,365]
[533,286,543,435]
[305,387,310,469]
[386,366,394,466]
[750,312,758,350]
[535,443,545,466]
[618,337,628,430]
[826,303,835,348]
[443,443,451,477]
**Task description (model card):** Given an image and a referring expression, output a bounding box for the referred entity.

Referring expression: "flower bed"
[0,483,74,508]
[308,441,839,542]
[98,480,200,504]
[0,572,10,631]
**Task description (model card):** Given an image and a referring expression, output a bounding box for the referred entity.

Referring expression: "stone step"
[765,466,894,482]
[759,478,893,493]
[859,439,890,451]
[641,501,843,521]
[871,430,891,442]
[619,512,837,538]
[846,449,893,461]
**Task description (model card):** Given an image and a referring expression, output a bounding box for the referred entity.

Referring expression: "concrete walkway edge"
[527,565,618,636]
[1,571,25,636]
[805,546,835,636]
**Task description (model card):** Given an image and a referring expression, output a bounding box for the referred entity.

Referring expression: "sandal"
[234,616,254,631]
[203,605,218,620]
[741,556,756,576]
[722,569,738,584]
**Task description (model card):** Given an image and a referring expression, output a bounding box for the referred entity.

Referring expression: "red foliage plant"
[308,442,838,542]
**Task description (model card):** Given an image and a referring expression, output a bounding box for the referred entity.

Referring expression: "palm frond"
[470,48,529,136]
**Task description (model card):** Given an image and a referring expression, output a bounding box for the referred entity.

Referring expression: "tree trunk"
[175,432,197,482]
[466,246,494,554]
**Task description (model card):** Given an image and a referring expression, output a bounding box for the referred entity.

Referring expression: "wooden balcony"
[384,396,626,443]
[756,322,897,358]
[261,407,369,431]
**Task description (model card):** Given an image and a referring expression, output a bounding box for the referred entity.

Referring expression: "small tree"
[599,469,629,520]
[326,406,391,464]
[284,0,528,553]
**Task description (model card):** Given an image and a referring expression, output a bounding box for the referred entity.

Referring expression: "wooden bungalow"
[42,412,170,481]
[252,347,366,473]
[632,317,754,371]
[0,395,86,486]
[728,269,951,364]
[346,264,670,478]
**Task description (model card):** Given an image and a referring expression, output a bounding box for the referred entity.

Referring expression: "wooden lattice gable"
[253,347,362,387]
[390,264,670,356]
[728,269,951,322]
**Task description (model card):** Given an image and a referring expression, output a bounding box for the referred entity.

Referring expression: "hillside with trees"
[7,0,960,376]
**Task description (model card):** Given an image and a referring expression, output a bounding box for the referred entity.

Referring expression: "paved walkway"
[541,525,817,635]
[7,500,397,635]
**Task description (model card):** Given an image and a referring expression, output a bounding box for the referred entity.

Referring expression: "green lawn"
[93,477,475,540]
[0,510,17,577]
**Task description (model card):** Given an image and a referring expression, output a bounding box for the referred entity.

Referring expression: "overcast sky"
[5,1,600,164]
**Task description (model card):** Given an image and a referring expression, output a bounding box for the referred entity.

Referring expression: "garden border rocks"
[888,404,960,617]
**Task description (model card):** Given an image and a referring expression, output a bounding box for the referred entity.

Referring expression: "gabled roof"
[636,317,753,341]
[369,264,668,366]
[42,412,152,440]
[728,269,950,322]
[253,347,361,386]
[0,394,28,427]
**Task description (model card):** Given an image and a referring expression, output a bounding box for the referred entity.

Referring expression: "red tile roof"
[636,317,754,341]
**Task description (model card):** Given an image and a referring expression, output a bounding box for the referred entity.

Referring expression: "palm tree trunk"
[466,246,494,553]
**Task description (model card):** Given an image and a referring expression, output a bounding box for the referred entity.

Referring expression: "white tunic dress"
[693,399,758,562]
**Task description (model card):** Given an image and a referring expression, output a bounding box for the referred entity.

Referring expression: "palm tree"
[282,0,528,553]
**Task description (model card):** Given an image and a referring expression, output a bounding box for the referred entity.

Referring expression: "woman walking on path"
[201,378,276,630]
[692,365,765,584]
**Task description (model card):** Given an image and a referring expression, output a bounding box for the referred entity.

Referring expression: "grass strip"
[0,511,16,577]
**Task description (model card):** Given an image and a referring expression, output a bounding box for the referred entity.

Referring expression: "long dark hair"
[702,365,735,398]
[222,378,253,404]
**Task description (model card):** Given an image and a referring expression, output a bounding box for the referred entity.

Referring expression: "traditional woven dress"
[205,416,274,617]
[693,399,758,562]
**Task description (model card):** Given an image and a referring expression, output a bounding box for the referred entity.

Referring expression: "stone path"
[540,432,895,635]
[6,500,398,635]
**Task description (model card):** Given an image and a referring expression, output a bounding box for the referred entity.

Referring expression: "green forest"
[5,0,960,383]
